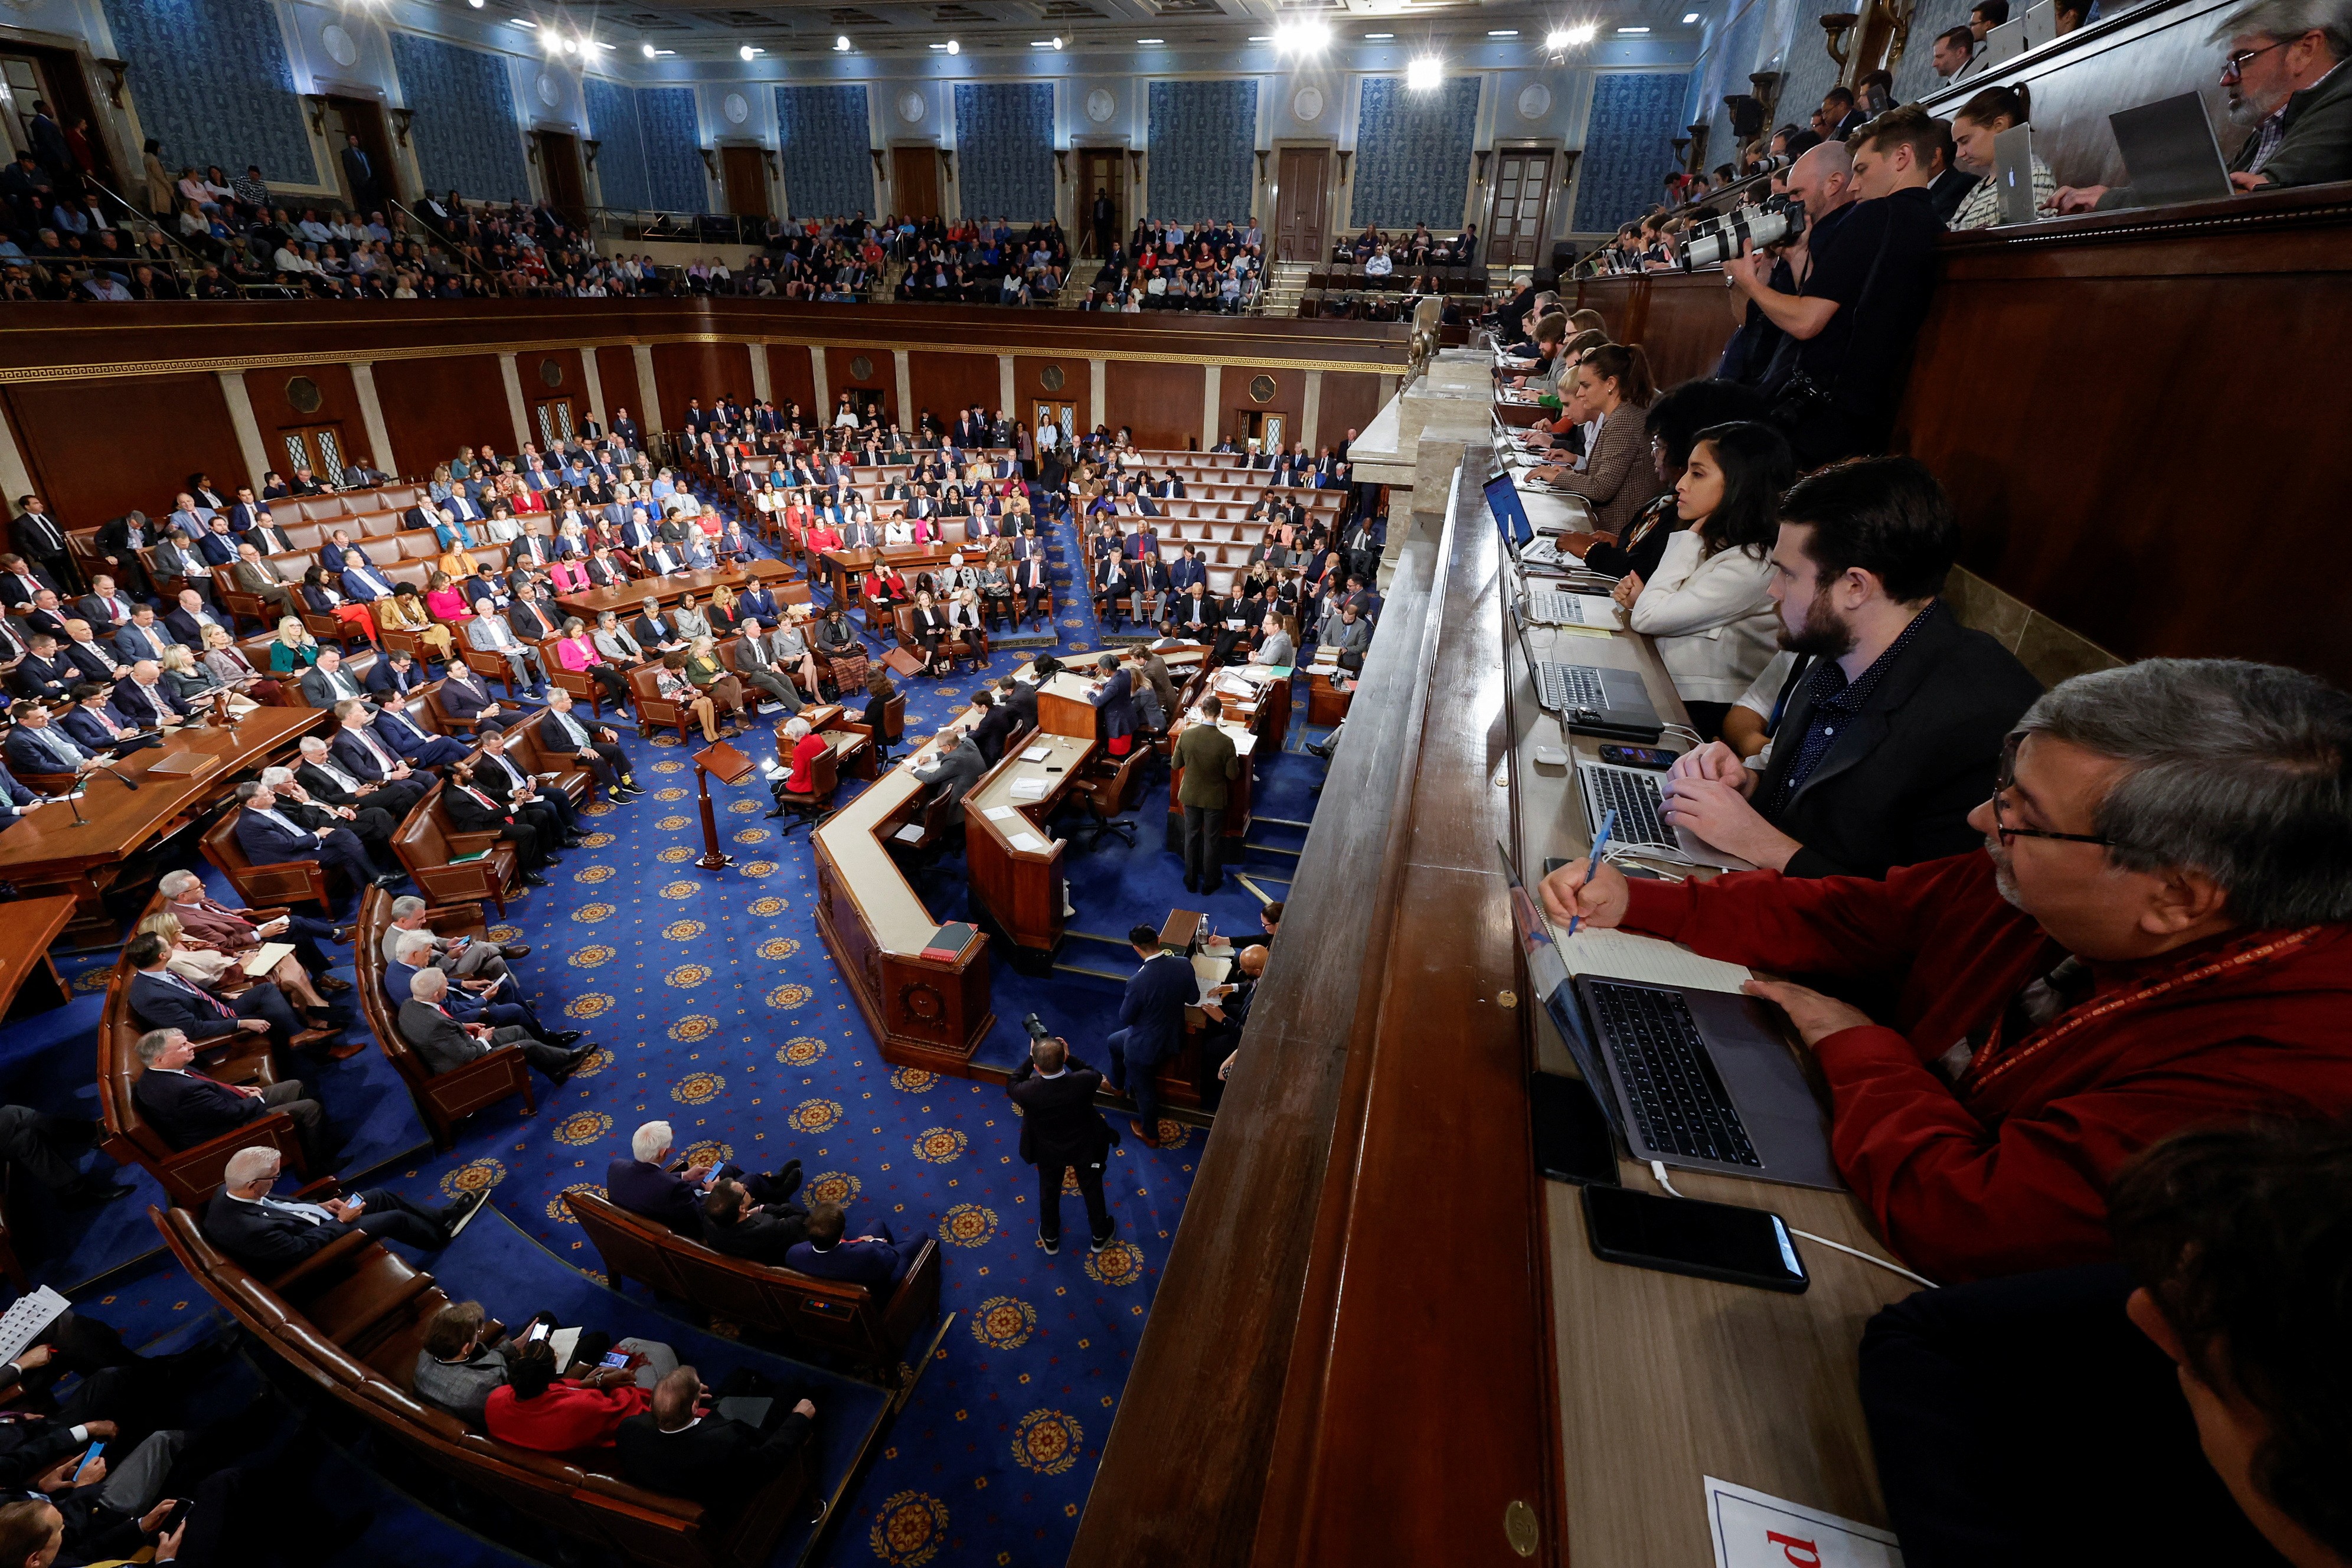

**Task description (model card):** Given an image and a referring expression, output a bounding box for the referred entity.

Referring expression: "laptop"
[1485,472,1536,558]
[1576,759,1752,871]
[1498,842,1841,1190]
[1984,15,2028,64]
[1508,604,1663,740]
[1993,123,2040,224]
[2108,92,2234,208]
[1522,589,1621,628]
[2020,0,2059,49]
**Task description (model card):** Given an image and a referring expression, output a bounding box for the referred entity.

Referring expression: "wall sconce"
[93,59,129,109]
[941,150,955,184]
[871,148,887,184]
[1749,71,1785,119]
[583,137,600,170]
[1053,149,1068,184]
[1334,149,1354,184]
[1558,149,1580,187]
[1474,148,1492,184]
[698,146,720,180]
[1821,12,1860,70]
[390,107,415,149]
[301,94,329,139]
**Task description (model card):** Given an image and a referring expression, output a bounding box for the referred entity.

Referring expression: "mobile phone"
[1580,1183,1809,1294]
[526,1320,551,1344]
[71,1442,104,1482]
[159,1498,193,1535]
[600,1350,632,1370]
[1598,744,1677,769]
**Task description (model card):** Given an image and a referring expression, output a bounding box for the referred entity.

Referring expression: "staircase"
[1256,260,1314,317]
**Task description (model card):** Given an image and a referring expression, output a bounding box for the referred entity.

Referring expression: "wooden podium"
[690,740,756,870]
[1035,671,1102,741]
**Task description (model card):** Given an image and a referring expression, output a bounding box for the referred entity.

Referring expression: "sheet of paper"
[547,1326,582,1369]
[1020,746,1050,762]
[892,824,924,843]
[1190,953,1231,1005]
[1551,925,1755,994]
[1705,1477,1903,1568]
[1008,831,1046,852]
[241,942,296,978]
[1225,729,1259,757]
[984,806,1018,821]
[0,1286,72,1368]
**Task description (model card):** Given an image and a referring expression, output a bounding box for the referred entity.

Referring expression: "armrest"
[445,830,499,853]
[424,903,488,933]
[264,1226,373,1293]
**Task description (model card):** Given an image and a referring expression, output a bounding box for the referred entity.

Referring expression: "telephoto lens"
[1677,199,1806,272]
[1021,1011,1054,1041]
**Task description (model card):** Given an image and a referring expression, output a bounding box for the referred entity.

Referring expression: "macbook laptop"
[1485,472,1535,558]
[1994,123,2041,224]
[1984,15,2028,64]
[2020,0,2059,50]
[1508,605,1663,740]
[1576,759,1752,871]
[2108,92,2234,208]
[1498,842,1841,1190]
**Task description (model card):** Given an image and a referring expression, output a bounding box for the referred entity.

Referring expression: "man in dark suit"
[298,648,368,710]
[783,1202,908,1289]
[0,553,55,610]
[473,723,580,838]
[1014,554,1053,628]
[1658,458,2042,881]
[442,760,553,884]
[123,933,314,1054]
[296,733,427,819]
[967,688,1018,766]
[698,1175,812,1262]
[73,575,136,632]
[202,1144,477,1271]
[397,965,587,1083]
[361,648,424,701]
[10,494,80,594]
[130,1027,328,1165]
[605,1119,801,1239]
[231,778,399,893]
[56,619,125,685]
[1007,1034,1118,1253]
[112,605,175,666]
[2,697,97,775]
[1106,925,1194,1145]
[538,688,641,798]
[435,662,509,727]
[107,662,188,732]
[909,730,985,809]
[616,1366,815,1510]
[361,695,471,768]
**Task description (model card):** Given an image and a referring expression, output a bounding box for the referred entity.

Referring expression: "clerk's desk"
[1503,476,1921,1563]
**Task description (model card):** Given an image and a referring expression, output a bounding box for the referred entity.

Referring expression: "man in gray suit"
[910,731,986,809]
[298,646,368,709]
[231,541,296,620]
[465,602,550,695]
[730,618,805,714]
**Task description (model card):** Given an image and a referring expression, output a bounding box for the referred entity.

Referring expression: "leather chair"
[626,662,698,743]
[770,743,838,839]
[200,810,334,910]
[357,887,533,1151]
[391,781,521,917]
[1066,741,1148,849]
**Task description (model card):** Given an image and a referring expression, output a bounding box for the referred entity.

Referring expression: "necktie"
[166,969,235,1019]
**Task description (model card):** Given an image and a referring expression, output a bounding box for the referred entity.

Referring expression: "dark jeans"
[351,1187,455,1250]
[1181,803,1224,888]
[1103,1029,1159,1130]
[1033,1153,1110,1242]
[1860,1263,2286,1568]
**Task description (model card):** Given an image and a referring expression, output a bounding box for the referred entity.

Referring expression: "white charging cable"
[1648,1159,1939,1291]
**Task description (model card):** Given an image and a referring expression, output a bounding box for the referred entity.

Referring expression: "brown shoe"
[1128,1119,1157,1146]
[501,943,533,959]
[316,975,353,994]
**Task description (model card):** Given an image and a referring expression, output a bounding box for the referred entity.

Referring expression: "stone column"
[350,362,398,476]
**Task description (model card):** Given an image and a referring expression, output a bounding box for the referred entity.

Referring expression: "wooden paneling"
[1321,371,1384,450]
[2,374,245,527]
[1106,361,1205,450]
[649,341,754,420]
[763,342,817,423]
[244,361,360,446]
[907,350,1002,427]
[517,347,588,406]
[594,345,644,429]
[370,353,515,476]
[824,346,894,425]
[1011,354,1081,410]
[1223,364,1308,450]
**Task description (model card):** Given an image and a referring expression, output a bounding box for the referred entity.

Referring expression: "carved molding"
[1821,11,1861,70]
[92,58,128,110]
[582,136,600,171]
[698,146,720,181]
[390,107,415,150]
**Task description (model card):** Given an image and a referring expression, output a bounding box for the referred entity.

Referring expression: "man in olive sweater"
[1172,699,1239,894]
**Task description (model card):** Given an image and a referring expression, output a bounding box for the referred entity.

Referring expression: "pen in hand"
[1566,808,1616,938]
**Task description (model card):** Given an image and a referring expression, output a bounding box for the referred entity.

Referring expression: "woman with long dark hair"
[1618,420,1795,739]
[1545,343,1665,535]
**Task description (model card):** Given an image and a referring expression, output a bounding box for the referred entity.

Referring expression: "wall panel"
[651,342,754,420]
[1106,361,1206,450]
[763,344,818,424]
[241,361,362,478]
[1322,373,1384,452]
[825,347,896,425]
[776,84,874,221]
[388,34,533,204]
[369,355,517,477]
[99,0,311,185]
[953,83,1056,221]
[907,351,1002,427]
[1353,77,1483,230]
[4,375,245,527]
[1573,72,1694,234]
[594,346,646,430]
[1219,364,1309,450]
[585,77,652,213]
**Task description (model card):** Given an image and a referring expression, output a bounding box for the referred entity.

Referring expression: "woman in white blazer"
[1618,421,1796,739]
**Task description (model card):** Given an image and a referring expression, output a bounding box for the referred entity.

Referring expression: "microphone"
[97,763,139,790]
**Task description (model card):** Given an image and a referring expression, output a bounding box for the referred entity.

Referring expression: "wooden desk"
[962,731,1095,953]
[0,708,332,942]
[1164,663,1286,845]
[552,558,793,622]
[0,896,78,1018]
[817,544,958,609]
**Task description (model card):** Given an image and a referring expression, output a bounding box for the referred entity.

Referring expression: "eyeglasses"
[1990,731,2121,848]
[2220,38,2290,81]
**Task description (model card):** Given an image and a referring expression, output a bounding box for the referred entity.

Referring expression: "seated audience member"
[484,1338,655,1456]
[2052,0,2352,213]
[698,1174,814,1262]
[159,869,343,982]
[1540,658,2352,1283]
[231,777,400,893]
[1659,456,2043,877]
[616,1366,817,1510]
[1539,344,1663,535]
[1948,84,2054,230]
[1566,380,1770,582]
[396,962,591,1086]
[606,1119,802,1239]
[123,930,316,1056]
[1862,1119,2352,1568]
[1618,422,1794,739]
[202,1144,479,1270]
[129,1026,329,1167]
[414,1301,677,1425]
[783,1201,910,1289]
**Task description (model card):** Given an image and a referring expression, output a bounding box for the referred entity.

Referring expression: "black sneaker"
[1088,1224,1115,1254]
[1039,1231,1061,1255]
[440,1187,489,1240]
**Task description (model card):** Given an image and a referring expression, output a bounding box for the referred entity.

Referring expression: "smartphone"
[71,1442,104,1483]
[526,1320,551,1344]
[159,1499,193,1535]
[1580,1183,1809,1294]
[599,1350,632,1370]
[1598,744,1677,770]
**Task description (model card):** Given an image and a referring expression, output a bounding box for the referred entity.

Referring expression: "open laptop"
[2020,0,2059,50]
[1575,759,1751,871]
[2108,92,2234,207]
[1485,471,1536,558]
[1508,602,1663,740]
[1498,842,1841,1190]
[1984,15,2029,64]
[1993,123,2041,225]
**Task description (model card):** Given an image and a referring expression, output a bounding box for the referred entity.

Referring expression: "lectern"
[690,740,756,870]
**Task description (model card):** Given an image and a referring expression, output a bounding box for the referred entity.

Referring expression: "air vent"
[693,9,778,25]
[619,9,692,27]
[828,5,890,19]
[932,3,989,18]
[1040,0,1105,15]
[1151,0,1224,15]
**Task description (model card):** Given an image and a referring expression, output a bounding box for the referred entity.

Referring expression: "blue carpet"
[0,476,1334,1567]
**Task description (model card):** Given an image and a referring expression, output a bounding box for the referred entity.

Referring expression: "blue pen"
[1567,808,1616,937]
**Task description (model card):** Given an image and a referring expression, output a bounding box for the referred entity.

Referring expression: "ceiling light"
[1031,38,1056,46]
[640,40,656,57]
[512,17,535,27]
[1272,18,1329,51]
[1682,10,1701,19]
[835,33,851,49]
[1616,25,1649,32]
[945,37,959,53]
[1406,54,1441,89]
[560,35,578,53]
[1054,35,1064,48]
[739,43,758,58]
[1568,22,1599,44]
[466,0,484,8]
[1365,30,1394,37]
[1138,35,1164,42]
[1488,28,1518,35]
[1247,34,1272,41]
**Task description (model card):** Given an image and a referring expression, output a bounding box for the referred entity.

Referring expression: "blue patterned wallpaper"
[1776,0,1850,151]
[585,76,652,213]
[776,84,874,220]
[102,0,312,186]
[1898,0,1981,100]
[1352,76,1482,229]
[1145,80,1258,220]
[388,34,531,202]
[638,86,711,215]
[1702,0,1769,165]
[953,83,1056,221]
[1573,71,1693,232]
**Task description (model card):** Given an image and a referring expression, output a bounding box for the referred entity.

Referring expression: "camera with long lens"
[1677,195,1807,272]
[1021,1011,1054,1043]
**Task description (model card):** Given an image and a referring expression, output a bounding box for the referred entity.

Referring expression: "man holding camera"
[1007,1028,1119,1255]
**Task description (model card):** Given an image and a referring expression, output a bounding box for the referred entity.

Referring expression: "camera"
[1677,196,1807,272]
[1021,1011,1054,1043]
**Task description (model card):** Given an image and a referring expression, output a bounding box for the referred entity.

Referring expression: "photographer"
[1716,146,1854,387]
[1726,107,1943,468]
[1006,1028,1119,1256]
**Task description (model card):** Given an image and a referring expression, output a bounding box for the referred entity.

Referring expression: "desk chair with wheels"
[769,746,839,838]
[1064,743,1148,849]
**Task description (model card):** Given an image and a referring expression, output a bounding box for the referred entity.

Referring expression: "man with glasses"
[2050,0,2352,212]
[1541,658,2352,1285]
[1655,458,2040,878]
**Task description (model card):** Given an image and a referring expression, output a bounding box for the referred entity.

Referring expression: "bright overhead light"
[466,0,484,8]
[511,17,535,27]
[1272,18,1329,51]
[739,43,758,58]
[640,40,656,56]
[1406,54,1441,89]
[945,37,959,53]
[1617,24,1649,32]
[1031,38,1056,46]
[835,33,851,48]
[1569,22,1600,44]
[1365,30,1394,37]
[1054,35,1064,47]
[1488,28,1518,35]
[1682,10,1701,19]
[560,35,578,53]
[1137,35,1164,42]
[1247,34,1272,41]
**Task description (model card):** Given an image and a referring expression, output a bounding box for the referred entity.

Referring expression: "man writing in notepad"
[1540,658,2352,1283]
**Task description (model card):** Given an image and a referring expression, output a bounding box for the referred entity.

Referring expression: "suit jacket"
[1007,1056,1113,1165]
[109,678,185,728]
[74,592,134,629]
[508,597,561,641]
[442,783,521,837]
[1752,607,2043,880]
[9,511,67,560]
[233,805,329,867]
[703,1204,811,1265]
[0,567,55,608]
[132,1066,270,1149]
[114,619,175,664]
[202,1190,358,1273]
[1089,668,1137,739]
[605,1157,708,1237]
[437,671,500,722]
[783,1233,904,1291]
[59,705,136,751]
[3,721,87,773]
[125,968,245,1042]
[398,996,498,1074]
[1117,950,1195,1067]
[299,664,367,709]
[233,558,291,598]
[968,704,1020,766]
[911,736,985,808]
[614,1409,814,1510]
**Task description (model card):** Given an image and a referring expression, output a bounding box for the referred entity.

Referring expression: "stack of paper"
[1553,925,1753,994]
[1009,777,1048,800]
[1008,831,1046,852]
[983,805,1018,821]
[1020,746,1050,763]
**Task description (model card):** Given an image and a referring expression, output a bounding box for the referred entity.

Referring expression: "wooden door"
[1487,150,1555,267]
[1035,401,1076,445]
[892,146,940,220]
[1079,150,1126,257]
[327,97,401,214]
[0,45,117,193]
[278,424,349,486]
[720,143,769,218]
[1274,147,1331,263]
[533,130,588,227]
[531,397,581,449]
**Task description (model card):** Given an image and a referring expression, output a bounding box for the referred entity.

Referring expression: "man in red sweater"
[1541,658,2352,1283]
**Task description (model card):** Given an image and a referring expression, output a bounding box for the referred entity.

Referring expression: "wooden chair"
[99,959,304,1208]
[770,744,838,838]
[355,888,532,1150]
[391,782,521,917]
[626,662,697,743]
[200,811,333,910]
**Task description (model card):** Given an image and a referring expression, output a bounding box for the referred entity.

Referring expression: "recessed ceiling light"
[1273,18,1328,51]
[1406,54,1441,89]
[641,40,656,56]
[835,34,851,49]
[1137,35,1163,42]
[1488,28,1518,35]
[1247,34,1272,41]
[1569,22,1599,43]
[1682,10,1701,19]
[1364,30,1393,37]
[511,17,534,27]
[1031,38,1056,46]
[466,0,484,8]
[739,43,760,58]
[945,38,958,53]
[1617,24,1650,31]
